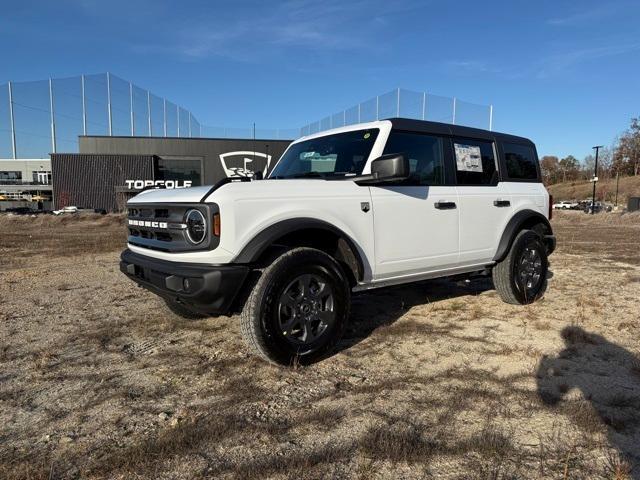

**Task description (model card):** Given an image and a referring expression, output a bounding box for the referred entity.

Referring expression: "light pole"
[591,145,604,214]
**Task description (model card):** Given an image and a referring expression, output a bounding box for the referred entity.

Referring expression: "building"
[0,159,53,210]
[50,135,292,211]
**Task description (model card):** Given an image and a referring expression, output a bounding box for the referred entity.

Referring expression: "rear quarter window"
[503,142,539,181]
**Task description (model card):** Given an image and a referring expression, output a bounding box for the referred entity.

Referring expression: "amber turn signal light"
[213,213,221,236]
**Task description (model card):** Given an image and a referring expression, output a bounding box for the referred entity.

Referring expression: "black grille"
[126,202,219,252]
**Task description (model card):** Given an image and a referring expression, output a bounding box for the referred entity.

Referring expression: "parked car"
[583,201,612,214]
[52,206,78,215]
[120,119,556,365]
[552,200,578,210]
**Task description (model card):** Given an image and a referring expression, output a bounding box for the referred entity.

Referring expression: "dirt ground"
[1,211,639,479]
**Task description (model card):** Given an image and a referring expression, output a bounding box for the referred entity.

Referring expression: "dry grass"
[547,174,640,205]
[1,209,639,479]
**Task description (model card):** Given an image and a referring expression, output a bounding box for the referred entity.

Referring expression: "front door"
[369,131,459,280]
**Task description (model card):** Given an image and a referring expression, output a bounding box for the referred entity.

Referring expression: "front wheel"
[240,247,350,365]
[492,230,548,305]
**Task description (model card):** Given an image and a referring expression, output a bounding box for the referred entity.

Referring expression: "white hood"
[128,185,212,204]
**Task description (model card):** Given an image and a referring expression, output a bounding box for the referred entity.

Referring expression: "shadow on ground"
[537,326,640,478]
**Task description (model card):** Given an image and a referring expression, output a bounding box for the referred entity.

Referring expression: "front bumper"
[120,249,249,315]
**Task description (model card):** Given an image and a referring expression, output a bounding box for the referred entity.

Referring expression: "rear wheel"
[492,230,548,305]
[240,247,350,365]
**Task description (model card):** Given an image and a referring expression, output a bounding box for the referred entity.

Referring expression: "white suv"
[121,119,556,364]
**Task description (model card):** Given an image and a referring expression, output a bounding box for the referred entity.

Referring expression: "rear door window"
[503,142,539,180]
[453,138,497,186]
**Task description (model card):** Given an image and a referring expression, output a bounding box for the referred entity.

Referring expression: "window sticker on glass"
[454,143,483,172]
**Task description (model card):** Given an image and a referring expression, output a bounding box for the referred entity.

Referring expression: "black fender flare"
[493,210,553,262]
[232,218,366,281]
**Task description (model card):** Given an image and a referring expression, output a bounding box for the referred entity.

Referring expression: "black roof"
[387,118,534,146]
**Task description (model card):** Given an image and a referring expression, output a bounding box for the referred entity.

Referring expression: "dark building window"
[0,171,22,184]
[453,138,497,186]
[154,158,202,186]
[503,143,538,180]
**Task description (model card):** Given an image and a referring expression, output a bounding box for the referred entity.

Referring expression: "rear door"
[369,131,459,279]
[453,137,514,265]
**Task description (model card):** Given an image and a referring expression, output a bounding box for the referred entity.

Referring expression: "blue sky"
[2,0,639,159]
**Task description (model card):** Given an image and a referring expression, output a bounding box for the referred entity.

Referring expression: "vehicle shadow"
[335,274,495,354]
[536,326,640,478]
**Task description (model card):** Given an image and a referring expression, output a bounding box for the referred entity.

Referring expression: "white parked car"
[121,119,556,364]
[552,200,578,210]
[52,206,78,215]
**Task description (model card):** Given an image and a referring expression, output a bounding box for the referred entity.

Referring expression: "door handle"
[434,201,457,210]
[493,199,511,207]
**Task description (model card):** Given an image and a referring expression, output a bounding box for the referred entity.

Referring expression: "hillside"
[547,175,640,205]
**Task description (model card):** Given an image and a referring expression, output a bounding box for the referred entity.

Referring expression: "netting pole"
[147,90,152,136]
[49,78,56,153]
[163,98,167,137]
[188,112,192,138]
[452,97,457,125]
[489,105,493,131]
[129,81,134,136]
[376,96,379,120]
[177,107,180,136]
[422,92,426,120]
[396,88,400,117]
[107,73,113,136]
[8,81,16,159]
[358,103,361,123]
[81,75,87,136]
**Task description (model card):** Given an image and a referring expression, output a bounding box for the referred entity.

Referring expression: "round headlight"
[185,209,206,244]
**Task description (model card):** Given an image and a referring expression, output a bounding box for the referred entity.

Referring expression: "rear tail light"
[548,194,553,220]
[213,213,221,237]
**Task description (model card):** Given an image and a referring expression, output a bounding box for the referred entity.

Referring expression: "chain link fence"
[300,88,493,137]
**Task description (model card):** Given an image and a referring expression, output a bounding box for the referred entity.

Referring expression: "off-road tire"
[492,229,548,305]
[240,247,350,365]
[164,298,207,319]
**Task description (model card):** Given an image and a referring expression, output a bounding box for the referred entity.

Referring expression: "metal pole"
[147,90,152,136]
[422,92,426,120]
[163,99,167,137]
[452,97,457,124]
[6,89,19,160]
[396,87,400,117]
[106,73,113,136]
[358,103,361,123]
[129,82,134,136]
[177,107,180,136]
[591,145,603,214]
[8,81,17,159]
[489,105,493,131]
[188,113,192,137]
[81,75,87,136]
[343,110,346,126]
[376,96,379,120]
[49,78,56,154]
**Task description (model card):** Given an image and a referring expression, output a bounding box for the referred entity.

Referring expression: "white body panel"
[456,182,513,265]
[369,185,459,278]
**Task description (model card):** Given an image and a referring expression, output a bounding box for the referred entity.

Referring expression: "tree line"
[540,117,640,185]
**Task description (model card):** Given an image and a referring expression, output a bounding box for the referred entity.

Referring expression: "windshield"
[269,129,379,179]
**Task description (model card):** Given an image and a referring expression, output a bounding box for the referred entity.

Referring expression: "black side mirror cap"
[355,154,409,185]
[253,171,264,180]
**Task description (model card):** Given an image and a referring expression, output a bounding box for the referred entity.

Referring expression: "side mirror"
[356,154,409,185]
[253,171,264,180]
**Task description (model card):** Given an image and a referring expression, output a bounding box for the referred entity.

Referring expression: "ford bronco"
[121,118,556,364]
